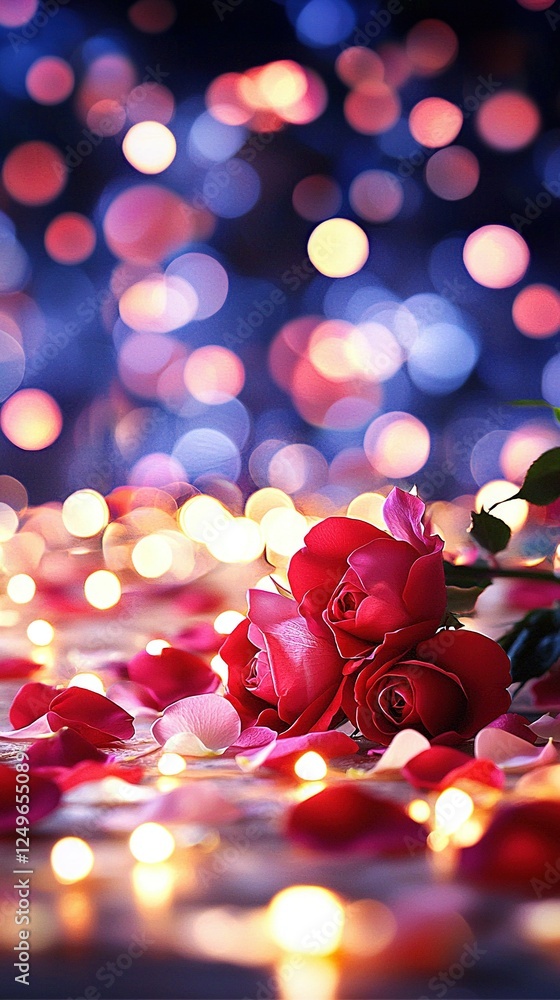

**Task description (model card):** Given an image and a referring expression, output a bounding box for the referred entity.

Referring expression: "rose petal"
[383,487,443,554]
[0,764,61,832]
[403,747,473,790]
[151,694,241,753]
[0,714,53,740]
[458,800,560,893]
[9,682,59,729]
[487,712,537,743]
[130,782,241,826]
[222,726,277,757]
[235,730,357,773]
[127,646,219,710]
[287,516,385,603]
[475,727,559,771]
[27,729,106,768]
[35,761,144,792]
[0,657,39,679]
[529,713,560,741]
[441,757,505,791]
[47,688,135,747]
[286,783,427,854]
[373,729,432,775]
[105,681,160,719]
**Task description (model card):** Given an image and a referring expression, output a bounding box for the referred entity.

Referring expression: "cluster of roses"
[222,488,512,746]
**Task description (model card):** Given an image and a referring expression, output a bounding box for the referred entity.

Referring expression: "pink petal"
[286,783,427,853]
[403,747,472,790]
[373,729,431,775]
[151,694,241,753]
[382,488,442,553]
[105,681,160,719]
[487,713,537,744]
[475,727,559,771]
[222,726,278,757]
[236,730,357,773]
[529,713,560,741]
[38,761,144,792]
[133,782,241,826]
[0,714,53,740]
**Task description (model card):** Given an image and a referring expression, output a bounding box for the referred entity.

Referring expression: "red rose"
[288,488,447,658]
[344,628,512,746]
[220,590,346,737]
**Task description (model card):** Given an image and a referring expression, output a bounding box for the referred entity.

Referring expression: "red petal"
[0,764,61,832]
[0,657,39,679]
[127,646,219,709]
[458,800,560,893]
[27,729,106,768]
[9,682,59,729]
[47,688,134,746]
[403,747,473,790]
[442,757,505,791]
[40,761,144,792]
[240,730,357,773]
[286,783,427,853]
[288,516,385,603]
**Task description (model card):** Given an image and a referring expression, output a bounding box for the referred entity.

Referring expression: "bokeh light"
[2,141,67,206]
[475,480,529,532]
[183,346,244,404]
[129,823,175,863]
[44,213,97,265]
[1,389,63,450]
[512,284,560,337]
[62,490,109,538]
[128,0,177,32]
[308,219,369,277]
[267,886,345,956]
[84,570,122,610]
[463,225,530,289]
[122,121,177,174]
[476,91,541,152]
[425,146,480,200]
[406,19,459,76]
[364,413,431,477]
[7,573,36,604]
[349,170,403,222]
[0,0,38,27]
[292,175,342,221]
[51,838,95,885]
[409,98,463,148]
[26,56,74,105]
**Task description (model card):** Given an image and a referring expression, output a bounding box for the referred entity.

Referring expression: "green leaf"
[509,399,553,408]
[469,508,512,554]
[512,446,560,506]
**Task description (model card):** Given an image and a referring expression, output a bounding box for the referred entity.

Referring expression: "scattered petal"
[151,693,241,755]
[403,747,472,790]
[529,713,560,740]
[236,730,357,773]
[475,727,559,771]
[373,729,431,775]
[286,783,427,853]
[0,763,60,832]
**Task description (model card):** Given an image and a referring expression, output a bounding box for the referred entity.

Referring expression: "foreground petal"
[475,727,559,771]
[151,693,241,752]
[236,730,357,773]
[0,764,61,832]
[402,747,472,790]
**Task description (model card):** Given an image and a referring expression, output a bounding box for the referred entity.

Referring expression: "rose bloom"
[344,628,512,746]
[288,488,447,658]
[221,589,346,737]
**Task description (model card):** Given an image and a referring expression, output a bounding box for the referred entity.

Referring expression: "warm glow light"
[131,863,176,909]
[346,493,387,529]
[211,654,228,685]
[68,673,105,695]
[520,901,560,947]
[206,517,264,564]
[476,91,541,152]
[463,225,529,289]
[84,570,122,610]
[183,346,245,404]
[122,121,177,174]
[407,799,431,823]
[267,886,345,956]
[435,787,474,835]
[294,752,328,781]
[51,838,94,884]
[213,610,245,634]
[1,389,63,450]
[7,574,36,604]
[27,619,54,646]
[129,823,175,863]
[158,753,187,776]
[475,480,529,532]
[62,490,109,538]
[146,639,171,655]
[308,218,369,278]
[0,503,18,541]
[179,495,233,542]
[132,534,173,578]
[452,818,485,847]
[261,507,309,559]
[364,413,430,477]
